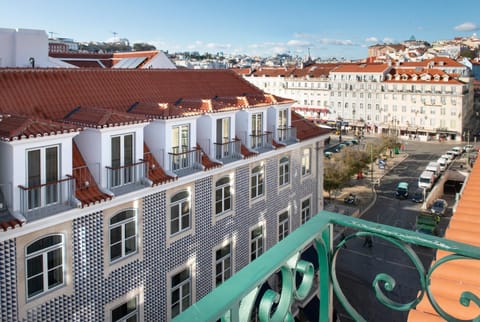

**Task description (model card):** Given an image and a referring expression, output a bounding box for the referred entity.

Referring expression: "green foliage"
[133,43,157,51]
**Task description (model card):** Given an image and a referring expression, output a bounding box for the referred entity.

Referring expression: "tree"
[323,156,351,199]
[133,43,157,51]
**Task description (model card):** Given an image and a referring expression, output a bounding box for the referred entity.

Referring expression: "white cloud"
[206,42,232,49]
[317,38,354,46]
[286,39,312,47]
[454,22,479,31]
[383,37,394,44]
[365,37,378,43]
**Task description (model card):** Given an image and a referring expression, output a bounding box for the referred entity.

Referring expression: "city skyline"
[1,0,480,59]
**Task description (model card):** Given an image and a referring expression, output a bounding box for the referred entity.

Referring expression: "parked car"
[395,181,409,199]
[411,188,425,203]
[350,139,359,145]
[430,199,448,216]
[451,146,462,156]
[441,154,453,164]
[463,144,474,153]
[446,150,457,159]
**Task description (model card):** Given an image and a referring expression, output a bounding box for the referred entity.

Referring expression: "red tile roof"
[331,63,390,73]
[291,111,331,140]
[0,113,80,141]
[63,106,149,128]
[0,211,24,231]
[0,69,291,125]
[143,143,177,186]
[197,144,222,170]
[72,142,112,206]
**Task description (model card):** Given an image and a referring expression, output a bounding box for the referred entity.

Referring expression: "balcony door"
[251,113,263,148]
[111,134,134,187]
[27,146,59,209]
[216,118,230,157]
[172,125,190,170]
[278,109,288,141]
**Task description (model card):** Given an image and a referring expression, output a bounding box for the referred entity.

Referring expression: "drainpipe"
[316,140,323,212]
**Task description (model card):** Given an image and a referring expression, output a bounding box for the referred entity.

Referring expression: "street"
[332,139,466,321]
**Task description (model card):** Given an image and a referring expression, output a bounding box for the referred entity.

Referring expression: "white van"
[436,157,447,172]
[425,162,440,180]
[441,154,453,164]
[418,170,435,190]
[452,146,462,156]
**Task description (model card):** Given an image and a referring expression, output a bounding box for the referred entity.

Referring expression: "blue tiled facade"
[0,143,322,321]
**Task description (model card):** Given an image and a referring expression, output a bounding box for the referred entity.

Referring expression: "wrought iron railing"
[18,176,75,219]
[169,148,202,173]
[174,211,480,322]
[250,132,272,150]
[106,161,147,189]
[276,127,297,143]
[214,139,241,160]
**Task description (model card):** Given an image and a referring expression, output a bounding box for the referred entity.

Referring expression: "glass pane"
[111,137,121,168]
[110,243,122,261]
[182,295,191,311]
[110,226,122,244]
[181,213,189,230]
[27,235,62,254]
[126,315,137,322]
[124,221,136,238]
[124,134,133,166]
[171,217,179,234]
[47,248,63,269]
[28,150,41,187]
[45,147,59,183]
[27,256,43,277]
[27,275,44,298]
[215,201,222,215]
[172,288,179,303]
[110,210,135,225]
[47,266,63,288]
[124,237,136,255]
[171,303,180,318]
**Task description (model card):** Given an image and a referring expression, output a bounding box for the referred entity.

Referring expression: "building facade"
[0,69,328,321]
[241,57,475,141]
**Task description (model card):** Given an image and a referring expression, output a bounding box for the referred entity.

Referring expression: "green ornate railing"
[173,211,480,322]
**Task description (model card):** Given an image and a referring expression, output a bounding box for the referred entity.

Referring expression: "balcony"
[250,132,273,152]
[169,147,202,176]
[214,139,242,163]
[106,161,149,195]
[276,127,297,145]
[18,176,76,221]
[174,211,480,322]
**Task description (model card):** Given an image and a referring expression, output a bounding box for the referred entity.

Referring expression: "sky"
[1,0,480,60]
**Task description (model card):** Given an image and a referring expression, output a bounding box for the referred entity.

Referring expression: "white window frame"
[111,296,138,322]
[168,265,194,320]
[213,241,233,287]
[214,176,233,217]
[109,209,138,263]
[278,155,290,188]
[167,186,195,246]
[26,145,60,210]
[110,133,135,187]
[170,190,191,236]
[301,196,312,224]
[105,287,144,322]
[25,234,65,300]
[250,223,265,262]
[301,148,311,177]
[250,164,265,201]
[278,210,290,242]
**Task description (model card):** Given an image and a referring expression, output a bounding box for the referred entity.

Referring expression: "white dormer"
[267,104,296,144]
[235,107,271,151]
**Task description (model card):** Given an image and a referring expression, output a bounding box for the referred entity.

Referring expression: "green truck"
[416,213,440,235]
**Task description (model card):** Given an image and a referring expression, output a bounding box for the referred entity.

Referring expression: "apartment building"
[241,57,475,141]
[0,68,329,321]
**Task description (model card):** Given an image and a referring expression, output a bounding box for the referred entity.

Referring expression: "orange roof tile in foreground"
[291,111,330,141]
[143,144,176,186]
[408,160,480,321]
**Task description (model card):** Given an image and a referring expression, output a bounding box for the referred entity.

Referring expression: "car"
[324,151,333,158]
[463,144,474,153]
[343,141,352,146]
[440,154,453,164]
[350,139,359,145]
[395,181,409,199]
[451,146,462,156]
[446,150,457,159]
[411,188,425,203]
[430,199,448,216]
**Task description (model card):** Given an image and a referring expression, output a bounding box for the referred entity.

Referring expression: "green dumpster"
[394,146,399,154]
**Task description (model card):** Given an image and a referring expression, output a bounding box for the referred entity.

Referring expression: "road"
[333,139,465,322]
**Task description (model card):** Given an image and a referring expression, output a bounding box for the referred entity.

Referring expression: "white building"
[0,68,329,321]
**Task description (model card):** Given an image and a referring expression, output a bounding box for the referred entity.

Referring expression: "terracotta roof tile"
[240,143,258,159]
[143,143,176,185]
[63,106,148,128]
[331,63,390,73]
[0,211,23,231]
[72,142,112,206]
[0,113,79,141]
[291,111,330,141]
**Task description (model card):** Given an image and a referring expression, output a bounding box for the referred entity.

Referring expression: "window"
[250,165,264,199]
[172,125,190,170]
[171,267,191,318]
[215,243,232,286]
[26,146,59,209]
[278,109,288,141]
[278,211,289,241]
[109,209,137,263]
[250,225,264,261]
[111,134,134,187]
[301,198,311,224]
[251,113,263,148]
[26,234,64,299]
[278,156,290,186]
[301,149,311,176]
[216,118,230,144]
[111,297,138,322]
[215,177,232,215]
[170,191,191,235]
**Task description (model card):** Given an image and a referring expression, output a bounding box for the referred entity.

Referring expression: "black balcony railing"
[214,139,241,160]
[18,176,76,220]
[276,127,297,143]
[169,147,202,174]
[250,132,273,150]
[106,161,147,190]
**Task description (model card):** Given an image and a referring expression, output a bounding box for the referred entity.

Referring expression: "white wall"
[0,142,14,206]
[0,28,15,67]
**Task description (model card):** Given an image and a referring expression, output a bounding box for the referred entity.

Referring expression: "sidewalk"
[323,150,408,217]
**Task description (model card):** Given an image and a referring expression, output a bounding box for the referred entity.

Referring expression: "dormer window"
[110,134,134,187]
[26,146,59,210]
[251,112,264,149]
[214,117,240,161]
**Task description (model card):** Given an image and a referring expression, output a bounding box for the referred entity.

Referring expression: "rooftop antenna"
[112,31,118,42]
